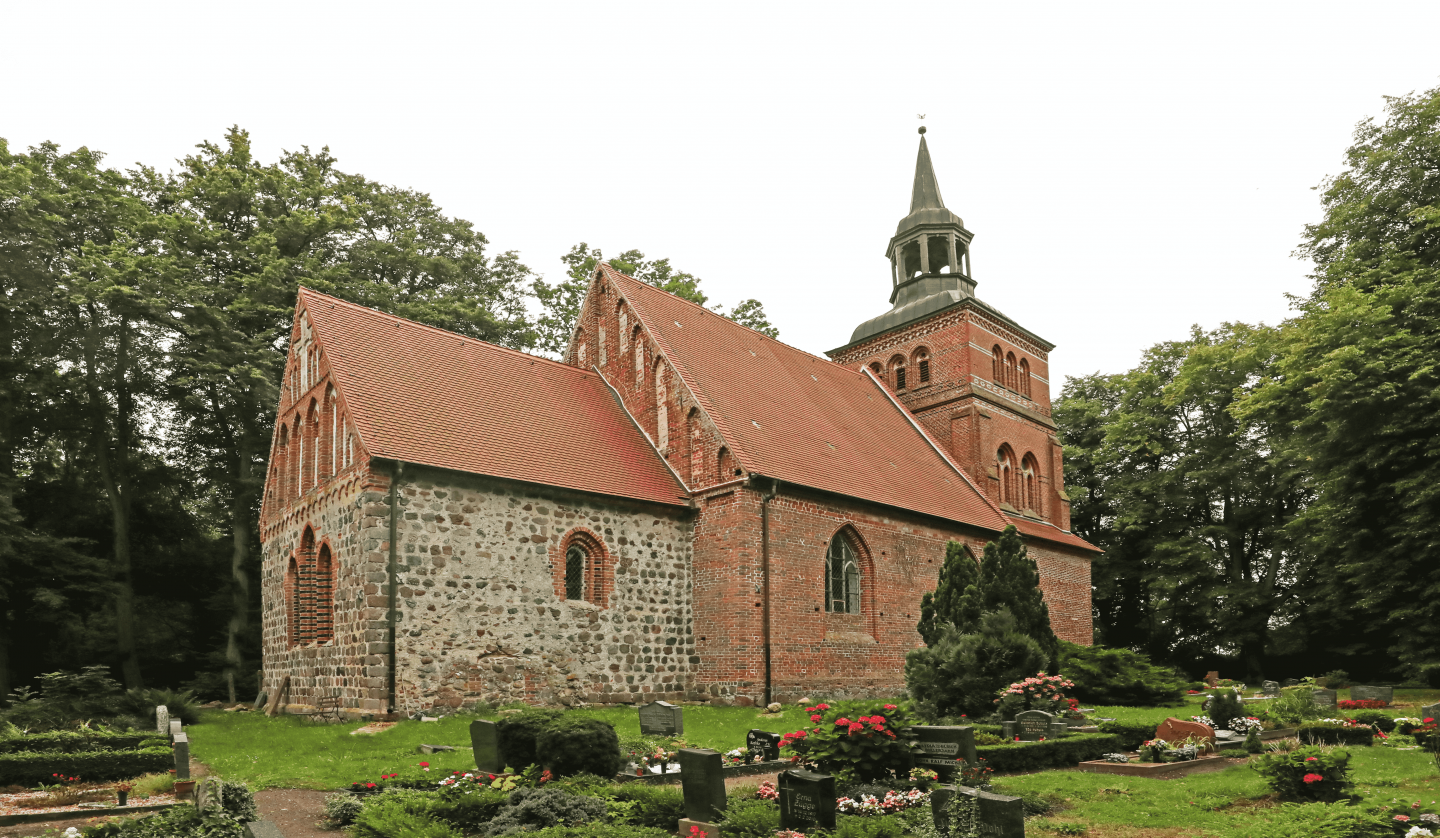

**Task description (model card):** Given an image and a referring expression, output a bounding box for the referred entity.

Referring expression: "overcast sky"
[7,1,1439,387]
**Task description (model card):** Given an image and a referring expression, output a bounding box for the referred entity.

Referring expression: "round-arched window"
[565,544,587,601]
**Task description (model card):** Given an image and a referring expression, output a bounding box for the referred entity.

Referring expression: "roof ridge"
[297,287,592,378]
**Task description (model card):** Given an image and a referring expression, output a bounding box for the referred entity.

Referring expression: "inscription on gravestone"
[470,720,504,774]
[638,701,683,737]
[779,769,836,832]
[746,729,781,761]
[1261,681,1279,695]
[913,726,978,780]
[1312,688,1337,709]
[931,785,1026,838]
[677,749,727,823]
[1014,710,1054,742]
[1350,685,1394,704]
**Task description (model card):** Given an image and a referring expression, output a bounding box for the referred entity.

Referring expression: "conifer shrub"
[605,783,686,831]
[1206,689,1246,732]
[905,608,1048,720]
[536,717,621,779]
[478,787,607,837]
[1244,726,1263,754]
[495,709,564,770]
[1058,641,1187,706]
[1348,709,1395,733]
[717,796,781,838]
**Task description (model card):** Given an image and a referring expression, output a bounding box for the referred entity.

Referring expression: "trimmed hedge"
[974,732,1123,773]
[1298,723,1374,747]
[0,731,165,754]
[0,746,173,785]
[1096,721,1156,751]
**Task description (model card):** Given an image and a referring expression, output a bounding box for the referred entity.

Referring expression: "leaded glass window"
[565,545,586,601]
[825,533,860,614]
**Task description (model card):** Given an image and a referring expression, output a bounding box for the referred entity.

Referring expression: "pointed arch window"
[992,346,1004,384]
[1021,453,1041,514]
[825,532,861,614]
[635,339,646,389]
[889,354,907,391]
[565,544,586,601]
[285,556,300,646]
[558,529,611,606]
[1018,358,1031,398]
[997,445,1017,508]
[1004,352,1017,392]
[276,425,290,501]
[314,543,335,643]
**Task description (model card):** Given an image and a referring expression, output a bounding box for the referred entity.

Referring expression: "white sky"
[6,1,1439,387]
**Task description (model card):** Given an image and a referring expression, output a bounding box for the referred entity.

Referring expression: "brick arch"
[888,353,907,390]
[822,523,875,618]
[274,424,290,502]
[717,446,736,481]
[1018,357,1032,398]
[1021,452,1042,516]
[552,527,613,608]
[574,326,588,366]
[294,525,318,646]
[285,555,300,647]
[314,540,336,644]
[683,407,700,484]
[911,345,932,385]
[992,345,1004,383]
[997,444,1018,508]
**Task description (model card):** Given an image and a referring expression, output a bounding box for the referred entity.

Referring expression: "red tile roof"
[602,266,1030,536]
[1005,515,1099,552]
[298,289,688,508]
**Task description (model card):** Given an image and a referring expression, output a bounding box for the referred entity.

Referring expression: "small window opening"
[900,240,922,279]
[565,545,586,601]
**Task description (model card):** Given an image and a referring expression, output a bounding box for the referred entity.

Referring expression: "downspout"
[759,477,779,706]
[387,460,405,715]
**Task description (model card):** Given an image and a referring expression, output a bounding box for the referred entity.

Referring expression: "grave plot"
[1079,717,1240,778]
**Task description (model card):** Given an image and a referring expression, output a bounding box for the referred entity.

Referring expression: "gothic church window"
[992,346,1003,384]
[565,545,586,601]
[1022,453,1041,514]
[559,529,609,607]
[1019,358,1031,398]
[825,532,861,614]
[997,445,1017,508]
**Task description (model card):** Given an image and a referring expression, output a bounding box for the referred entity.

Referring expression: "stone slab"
[778,768,836,832]
[639,700,684,737]
[1349,685,1393,704]
[244,821,287,838]
[931,784,1025,837]
[677,748,726,823]
[1312,688,1337,709]
[746,729,781,762]
[913,725,978,780]
[1014,710,1055,742]
[1421,703,1440,721]
[471,719,504,773]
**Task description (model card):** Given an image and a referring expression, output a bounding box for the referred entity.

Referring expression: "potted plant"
[115,781,133,806]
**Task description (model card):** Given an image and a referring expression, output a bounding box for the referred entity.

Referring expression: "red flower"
[1305,757,1318,762]
[884,704,897,710]
[870,715,886,725]
[835,717,851,727]
[419,762,430,767]
[848,722,865,734]
[366,782,377,788]
[1302,773,1324,784]
[810,715,822,723]
[1395,815,1412,823]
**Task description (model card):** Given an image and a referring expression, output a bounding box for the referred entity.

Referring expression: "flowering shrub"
[756,781,779,801]
[1191,715,1215,727]
[956,758,994,788]
[1229,716,1263,734]
[835,788,929,816]
[1337,699,1389,710]
[1251,745,1354,801]
[993,673,1075,719]
[779,702,917,783]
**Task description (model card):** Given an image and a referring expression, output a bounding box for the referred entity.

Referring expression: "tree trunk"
[84,305,142,690]
[224,429,255,705]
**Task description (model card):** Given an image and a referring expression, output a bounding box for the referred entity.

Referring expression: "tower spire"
[910,128,945,213]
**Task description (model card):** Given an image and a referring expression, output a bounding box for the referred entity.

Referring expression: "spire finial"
[909,128,944,213]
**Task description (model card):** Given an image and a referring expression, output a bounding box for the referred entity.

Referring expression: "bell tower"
[828,128,1072,531]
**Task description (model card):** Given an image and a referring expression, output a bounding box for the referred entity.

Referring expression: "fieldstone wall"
[390,467,697,712]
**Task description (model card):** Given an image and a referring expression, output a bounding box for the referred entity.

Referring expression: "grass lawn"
[187,702,826,789]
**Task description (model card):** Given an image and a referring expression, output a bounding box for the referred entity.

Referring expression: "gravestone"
[1261,681,1279,695]
[1014,710,1055,742]
[638,700,683,736]
[1205,670,1219,687]
[913,726,978,780]
[1312,688,1337,709]
[746,729,781,762]
[470,720,504,773]
[170,719,182,738]
[173,732,191,780]
[1421,702,1440,720]
[677,749,727,825]
[778,769,836,832]
[931,784,1026,838]
[1155,717,1215,745]
[1001,721,1015,740]
[1350,685,1393,704]
[194,777,217,812]
[156,705,169,734]
[1281,678,1299,688]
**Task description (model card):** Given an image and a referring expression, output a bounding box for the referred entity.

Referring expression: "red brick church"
[258,133,1098,715]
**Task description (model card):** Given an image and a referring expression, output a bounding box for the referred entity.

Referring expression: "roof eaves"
[827,295,1056,357]
[861,365,1011,530]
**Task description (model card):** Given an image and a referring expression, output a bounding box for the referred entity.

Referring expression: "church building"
[257,132,1098,715]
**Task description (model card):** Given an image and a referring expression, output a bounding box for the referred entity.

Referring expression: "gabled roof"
[601,266,1015,533]
[297,288,688,508]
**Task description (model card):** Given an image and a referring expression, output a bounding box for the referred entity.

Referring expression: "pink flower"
[1305,757,1318,762]
[835,717,851,727]
[1395,815,1411,823]
[1302,773,1324,784]
[884,704,897,710]
[811,715,822,723]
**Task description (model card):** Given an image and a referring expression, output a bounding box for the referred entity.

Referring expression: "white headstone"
[156,705,169,734]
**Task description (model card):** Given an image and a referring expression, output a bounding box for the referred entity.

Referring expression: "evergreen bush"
[429,785,509,831]
[1206,689,1246,731]
[1264,687,1322,728]
[605,783,685,831]
[536,717,621,779]
[717,796,781,838]
[1058,641,1187,706]
[1244,726,1263,754]
[0,731,163,754]
[478,787,608,837]
[0,746,172,785]
[494,709,563,770]
[1095,721,1155,751]
[917,541,982,645]
[322,792,364,828]
[905,608,1048,720]
[1298,722,1375,747]
[521,827,672,838]
[1348,710,1395,733]
[972,732,1124,772]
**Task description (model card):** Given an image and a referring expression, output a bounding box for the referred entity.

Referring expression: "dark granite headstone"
[1312,688,1337,709]
[1421,702,1440,721]
[778,769,836,832]
[638,700,684,736]
[746,729,781,761]
[1261,680,1279,695]
[1350,685,1393,704]
[173,732,191,780]
[470,720,504,773]
[677,749,727,823]
[913,726,978,780]
[931,785,1026,838]
[1014,710,1055,741]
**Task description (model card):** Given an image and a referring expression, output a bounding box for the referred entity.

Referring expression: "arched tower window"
[295,527,316,645]
[1021,453,1041,514]
[1004,353,1017,392]
[275,425,289,502]
[618,305,629,351]
[1018,358,1031,398]
[913,347,931,385]
[889,354,907,391]
[992,346,1004,384]
[997,445,1017,508]
[291,416,303,497]
[825,531,861,614]
[315,543,335,643]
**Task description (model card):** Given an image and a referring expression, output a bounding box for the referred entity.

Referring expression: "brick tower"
[828,129,1071,531]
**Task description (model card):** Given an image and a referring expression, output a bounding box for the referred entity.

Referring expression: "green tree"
[905,608,1048,720]
[916,541,981,646]
[1055,325,1312,680]
[978,526,1060,668]
[1240,83,1440,680]
[532,243,778,356]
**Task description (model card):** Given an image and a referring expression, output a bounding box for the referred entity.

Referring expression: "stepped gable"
[298,288,687,507]
[601,266,1011,532]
